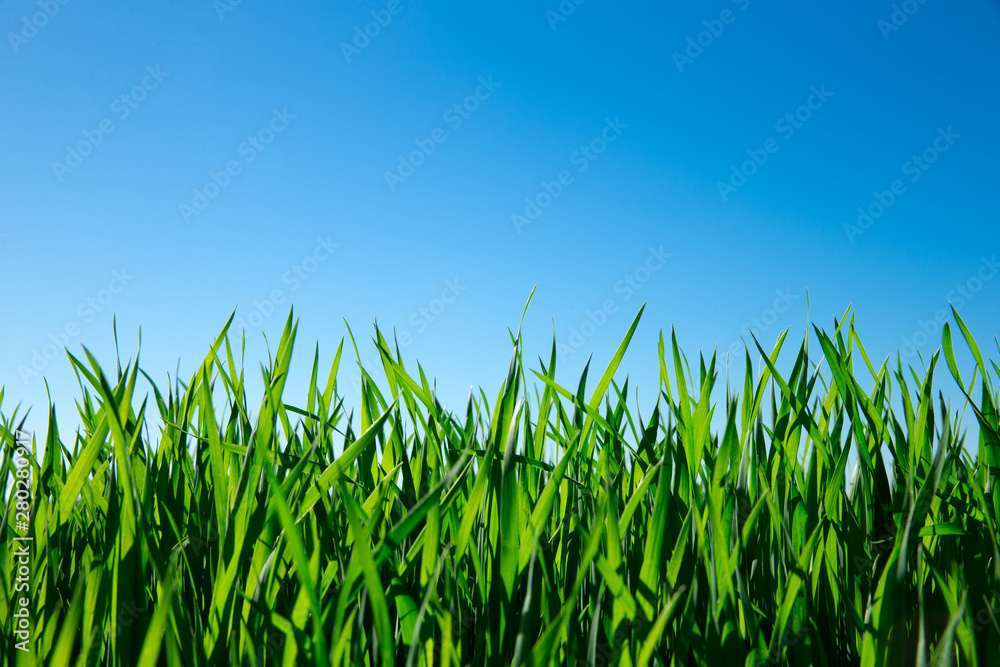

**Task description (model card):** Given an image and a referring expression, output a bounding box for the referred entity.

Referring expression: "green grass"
[2,300,999,666]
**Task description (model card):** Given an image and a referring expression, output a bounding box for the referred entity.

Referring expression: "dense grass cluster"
[2,301,999,666]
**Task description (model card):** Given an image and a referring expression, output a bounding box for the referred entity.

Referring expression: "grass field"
[2,300,999,666]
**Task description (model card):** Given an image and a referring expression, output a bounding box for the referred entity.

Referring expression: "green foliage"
[2,304,999,666]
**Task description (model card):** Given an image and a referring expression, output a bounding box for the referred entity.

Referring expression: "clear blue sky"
[2,0,998,439]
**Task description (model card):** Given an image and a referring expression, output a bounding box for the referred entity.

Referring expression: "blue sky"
[1,0,998,439]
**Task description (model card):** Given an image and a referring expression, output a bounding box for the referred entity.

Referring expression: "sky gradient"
[2,0,999,437]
